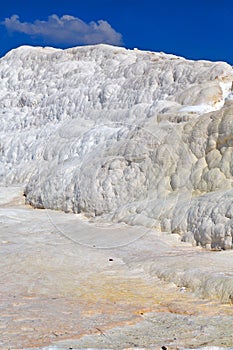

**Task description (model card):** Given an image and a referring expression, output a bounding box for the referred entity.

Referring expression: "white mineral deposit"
[1,44,233,349]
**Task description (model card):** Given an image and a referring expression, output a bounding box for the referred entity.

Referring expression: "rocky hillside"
[1,44,233,249]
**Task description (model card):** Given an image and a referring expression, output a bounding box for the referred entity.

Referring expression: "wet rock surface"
[1,187,233,349]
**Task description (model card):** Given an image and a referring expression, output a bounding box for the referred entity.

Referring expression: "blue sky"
[0,0,233,64]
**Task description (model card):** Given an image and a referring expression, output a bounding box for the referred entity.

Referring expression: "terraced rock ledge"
[1,45,233,348]
[1,187,233,349]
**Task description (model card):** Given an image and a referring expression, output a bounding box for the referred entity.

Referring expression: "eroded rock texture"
[1,44,233,248]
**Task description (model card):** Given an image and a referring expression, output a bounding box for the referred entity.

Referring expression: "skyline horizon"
[0,1,233,65]
[1,42,232,66]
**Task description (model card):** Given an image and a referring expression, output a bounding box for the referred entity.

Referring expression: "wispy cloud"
[2,14,123,46]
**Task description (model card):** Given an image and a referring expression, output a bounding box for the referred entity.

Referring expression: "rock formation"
[1,44,233,249]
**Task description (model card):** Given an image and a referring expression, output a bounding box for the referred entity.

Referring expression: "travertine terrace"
[1,44,233,248]
[1,44,233,348]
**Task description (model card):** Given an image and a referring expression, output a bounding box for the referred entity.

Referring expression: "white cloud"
[2,14,123,46]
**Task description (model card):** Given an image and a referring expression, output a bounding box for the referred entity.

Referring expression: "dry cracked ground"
[1,186,233,349]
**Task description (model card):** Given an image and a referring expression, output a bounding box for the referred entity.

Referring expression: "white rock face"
[1,44,233,248]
